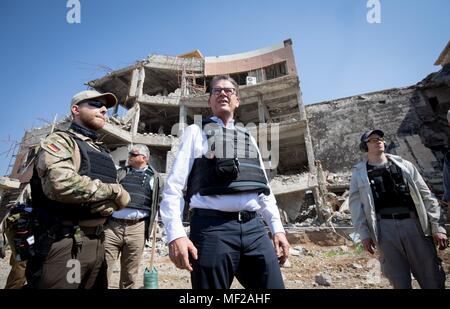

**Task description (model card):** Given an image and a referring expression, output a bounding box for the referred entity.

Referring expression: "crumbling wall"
[305,66,450,197]
[306,87,420,173]
[276,191,305,222]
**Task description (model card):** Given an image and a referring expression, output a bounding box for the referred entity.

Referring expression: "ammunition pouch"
[215,158,240,182]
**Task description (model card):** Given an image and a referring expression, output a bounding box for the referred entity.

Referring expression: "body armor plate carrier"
[186,119,270,202]
[30,131,118,224]
[119,167,153,211]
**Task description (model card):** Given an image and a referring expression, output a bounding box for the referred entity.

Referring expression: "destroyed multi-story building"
[3,39,450,225]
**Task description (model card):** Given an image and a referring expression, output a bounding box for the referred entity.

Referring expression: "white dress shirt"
[113,165,154,220]
[160,116,285,243]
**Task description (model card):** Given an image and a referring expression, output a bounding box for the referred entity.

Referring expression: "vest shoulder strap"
[117,167,127,182]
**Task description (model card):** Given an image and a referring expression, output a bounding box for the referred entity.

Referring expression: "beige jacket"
[349,154,446,242]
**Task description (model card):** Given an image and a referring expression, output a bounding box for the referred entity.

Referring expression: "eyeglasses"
[211,87,236,96]
[367,137,384,143]
[128,152,144,157]
[81,100,106,108]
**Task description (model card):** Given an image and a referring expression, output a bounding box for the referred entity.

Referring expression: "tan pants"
[33,235,106,289]
[104,220,145,289]
[5,254,27,289]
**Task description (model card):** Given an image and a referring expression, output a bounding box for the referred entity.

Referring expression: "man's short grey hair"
[447,109,450,122]
[209,75,239,97]
[129,144,150,159]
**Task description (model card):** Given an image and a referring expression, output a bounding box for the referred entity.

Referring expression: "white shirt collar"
[210,116,235,129]
[130,165,148,172]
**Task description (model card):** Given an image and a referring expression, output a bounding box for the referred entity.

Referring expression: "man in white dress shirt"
[160,75,289,289]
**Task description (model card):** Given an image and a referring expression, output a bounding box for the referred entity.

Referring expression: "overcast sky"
[0,0,449,175]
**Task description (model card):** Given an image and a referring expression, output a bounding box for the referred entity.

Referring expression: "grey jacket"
[349,154,446,242]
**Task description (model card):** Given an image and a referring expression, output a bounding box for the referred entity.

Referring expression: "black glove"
[215,158,239,182]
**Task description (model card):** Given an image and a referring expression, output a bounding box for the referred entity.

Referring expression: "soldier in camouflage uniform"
[26,90,130,289]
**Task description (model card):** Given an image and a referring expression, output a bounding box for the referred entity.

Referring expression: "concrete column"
[136,66,145,98]
[257,95,266,123]
[297,89,316,173]
[296,88,306,121]
[129,68,139,98]
[178,68,188,136]
[129,66,145,98]
[304,124,316,174]
[179,103,187,136]
[130,102,141,136]
[296,89,324,222]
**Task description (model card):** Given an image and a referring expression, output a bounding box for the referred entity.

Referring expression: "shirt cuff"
[165,222,188,243]
[270,220,285,235]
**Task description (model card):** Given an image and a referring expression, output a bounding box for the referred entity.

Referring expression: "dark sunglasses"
[80,100,106,108]
[128,152,144,157]
[367,137,384,144]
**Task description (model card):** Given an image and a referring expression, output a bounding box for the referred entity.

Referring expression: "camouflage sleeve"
[36,131,115,204]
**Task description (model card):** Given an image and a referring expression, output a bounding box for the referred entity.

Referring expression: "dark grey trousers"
[189,214,285,289]
[378,217,446,289]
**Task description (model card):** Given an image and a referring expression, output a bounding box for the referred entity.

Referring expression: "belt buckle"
[238,212,242,222]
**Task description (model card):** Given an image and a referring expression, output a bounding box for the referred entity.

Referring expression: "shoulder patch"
[47,143,61,153]
[41,137,72,159]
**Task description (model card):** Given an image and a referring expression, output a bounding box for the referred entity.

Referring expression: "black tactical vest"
[366,160,415,212]
[186,119,270,202]
[30,131,118,224]
[119,167,153,211]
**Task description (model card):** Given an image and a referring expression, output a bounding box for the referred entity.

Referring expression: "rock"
[315,274,332,286]
[339,245,349,253]
[289,248,301,256]
[281,258,292,268]
[293,245,308,254]
[351,263,363,269]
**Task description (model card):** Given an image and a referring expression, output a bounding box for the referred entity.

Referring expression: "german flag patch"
[47,143,61,153]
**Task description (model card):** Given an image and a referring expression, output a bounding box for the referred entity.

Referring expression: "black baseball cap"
[361,129,384,143]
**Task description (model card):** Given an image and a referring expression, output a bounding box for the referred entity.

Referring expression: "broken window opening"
[264,61,287,80]
[428,97,439,113]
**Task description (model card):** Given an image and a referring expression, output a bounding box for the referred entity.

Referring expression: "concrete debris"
[289,246,309,257]
[315,273,332,286]
[326,173,351,187]
[293,245,308,254]
[324,192,348,212]
[281,258,292,268]
[295,205,317,223]
[330,211,353,227]
[339,245,349,253]
[351,263,363,269]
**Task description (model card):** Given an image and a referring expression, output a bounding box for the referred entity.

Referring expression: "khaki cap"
[70,90,117,109]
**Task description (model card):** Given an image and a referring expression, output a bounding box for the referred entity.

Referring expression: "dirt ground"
[147,242,450,289]
[1,228,449,289]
